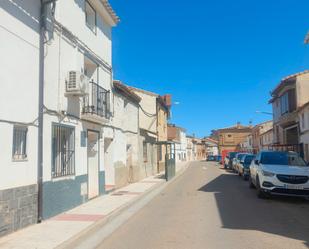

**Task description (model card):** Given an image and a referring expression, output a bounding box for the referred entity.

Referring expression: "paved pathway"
[98,161,309,249]
[0,169,174,249]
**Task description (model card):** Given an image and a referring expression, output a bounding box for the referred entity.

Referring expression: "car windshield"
[260,152,307,166]
[229,152,237,159]
[237,154,244,160]
[244,155,255,164]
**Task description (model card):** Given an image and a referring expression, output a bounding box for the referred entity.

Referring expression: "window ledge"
[12,158,28,162]
[52,175,76,182]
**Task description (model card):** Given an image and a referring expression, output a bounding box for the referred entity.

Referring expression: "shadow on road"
[198,173,309,247]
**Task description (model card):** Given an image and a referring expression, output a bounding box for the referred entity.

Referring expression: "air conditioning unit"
[65,71,89,96]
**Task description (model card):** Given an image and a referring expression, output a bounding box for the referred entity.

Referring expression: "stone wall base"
[0,184,38,237]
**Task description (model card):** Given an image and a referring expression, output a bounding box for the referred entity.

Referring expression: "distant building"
[167,124,187,162]
[251,121,273,152]
[240,134,253,153]
[215,123,252,155]
[186,136,196,161]
[203,138,219,156]
[196,138,207,160]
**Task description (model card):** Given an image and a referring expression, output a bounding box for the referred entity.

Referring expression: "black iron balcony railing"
[82,80,110,119]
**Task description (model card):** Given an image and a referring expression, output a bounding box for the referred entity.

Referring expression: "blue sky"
[109,0,309,137]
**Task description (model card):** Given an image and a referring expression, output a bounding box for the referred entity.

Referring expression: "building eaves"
[203,138,218,144]
[100,0,120,25]
[269,70,309,103]
[260,128,273,136]
[113,80,141,103]
[128,86,159,97]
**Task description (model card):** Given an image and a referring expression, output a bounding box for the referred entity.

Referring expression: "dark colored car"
[238,154,255,180]
[207,155,216,161]
[216,155,222,164]
[225,152,238,169]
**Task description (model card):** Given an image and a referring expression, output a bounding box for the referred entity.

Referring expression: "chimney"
[161,94,172,107]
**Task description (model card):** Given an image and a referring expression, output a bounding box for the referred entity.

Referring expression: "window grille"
[52,124,75,178]
[12,126,28,160]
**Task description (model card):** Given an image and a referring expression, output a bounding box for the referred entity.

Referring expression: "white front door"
[88,130,100,199]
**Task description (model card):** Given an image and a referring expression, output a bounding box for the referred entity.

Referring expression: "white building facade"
[107,81,141,189]
[0,0,41,235]
[42,0,119,219]
[0,0,120,234]
[175,129,187,162]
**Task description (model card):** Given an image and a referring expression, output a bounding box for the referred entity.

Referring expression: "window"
[52,124,75,178]
[85,1,96,33]
[260,151,307,166]
[301,113,305,129]
[143,141,148,162]
[280,92,289,115]
[12,126,28,160]
[280,89,296,115]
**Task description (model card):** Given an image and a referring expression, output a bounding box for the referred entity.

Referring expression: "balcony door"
[87,130,100,199]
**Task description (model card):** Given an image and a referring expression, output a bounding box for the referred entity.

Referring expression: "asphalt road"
[97,161,309,249]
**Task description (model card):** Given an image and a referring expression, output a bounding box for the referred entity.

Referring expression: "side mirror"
[254,160,259,165]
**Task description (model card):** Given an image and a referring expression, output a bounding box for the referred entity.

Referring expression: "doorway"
[87,130,100,199]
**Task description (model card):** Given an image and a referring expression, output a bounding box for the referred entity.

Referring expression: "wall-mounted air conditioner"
[65,71,89,96]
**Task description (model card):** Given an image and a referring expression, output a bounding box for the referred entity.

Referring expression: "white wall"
[0,0,40,189]
[55,0,112,65]
[103,91,140,185]
[176,130,187,162]
[42,0,114,184]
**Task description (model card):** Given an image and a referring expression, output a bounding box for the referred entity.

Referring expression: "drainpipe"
[37,0,56,223]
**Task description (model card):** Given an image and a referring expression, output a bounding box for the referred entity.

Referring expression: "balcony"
[81,80,110,124]
[277,110,298,128]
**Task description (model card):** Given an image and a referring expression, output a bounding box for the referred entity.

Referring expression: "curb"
[57,162,190,249]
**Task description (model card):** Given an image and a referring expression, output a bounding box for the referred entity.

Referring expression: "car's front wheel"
[249,174,255,188]
[242,172,248,181]
[256,177,268,199]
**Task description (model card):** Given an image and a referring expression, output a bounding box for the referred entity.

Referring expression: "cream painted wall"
[297,74,309,108]
[132,90,157,134]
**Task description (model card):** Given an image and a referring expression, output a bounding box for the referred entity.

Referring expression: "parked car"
[207,155,216,161]
[249,151,309,199]
[233,153,248,173]
[224,152,238,169]
[238,154,255,180]
[216,155,222,164]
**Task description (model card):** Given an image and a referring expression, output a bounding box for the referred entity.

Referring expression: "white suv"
[249,151,309,199]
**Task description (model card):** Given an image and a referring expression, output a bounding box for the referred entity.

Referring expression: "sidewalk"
[0,162,190,249]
